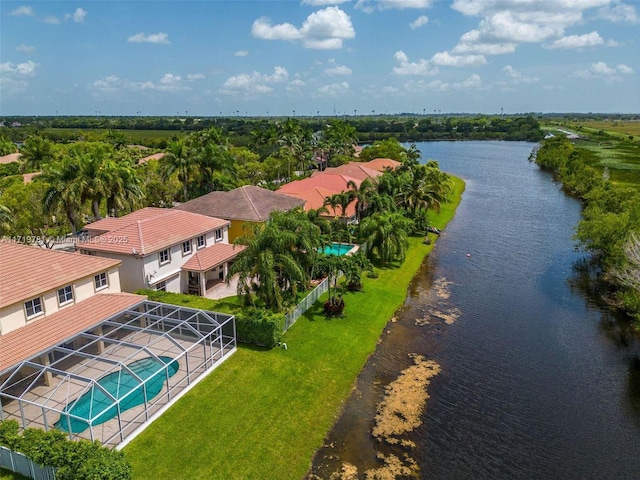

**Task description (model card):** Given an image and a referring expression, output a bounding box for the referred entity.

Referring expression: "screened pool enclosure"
[0,301,236,447]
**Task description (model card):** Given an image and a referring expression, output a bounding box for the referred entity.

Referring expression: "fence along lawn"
[124,177,464,480]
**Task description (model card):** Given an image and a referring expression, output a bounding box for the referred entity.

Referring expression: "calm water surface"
[309,141,640,479]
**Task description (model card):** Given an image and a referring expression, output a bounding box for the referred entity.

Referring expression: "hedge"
[0,420,131,480]
[234,308,284,348]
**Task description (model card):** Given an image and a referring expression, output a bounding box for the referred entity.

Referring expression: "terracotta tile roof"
[83,207,170,234]
[79,208,229,256]
[279,174,361,197]
[353,145,363,158]
[137,152,166,164]
[326,163,381,182]
[364,158,401,172]
[176,185,305,222]
[0,153,21,165]
[22,172,41,184]
[0,293,146,373]
[279,188,356,217]
[0,244,121,308]
[181,243,246,272]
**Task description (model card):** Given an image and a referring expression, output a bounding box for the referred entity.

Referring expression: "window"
[94,272,108,290]
[57,285,74,305]
[155,281,166,292]
[159,248,170,265]
[25,297,43,318]
[197,235,206,249]
[182,240,192,255]
[215,228,223,241]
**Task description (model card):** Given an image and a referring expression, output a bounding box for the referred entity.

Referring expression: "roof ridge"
[242,185,261,220]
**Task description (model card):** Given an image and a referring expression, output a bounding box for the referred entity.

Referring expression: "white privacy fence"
[0,446,55,480]
[284,277,329,332]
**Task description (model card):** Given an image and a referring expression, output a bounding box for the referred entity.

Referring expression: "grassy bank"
[124,177,465,479]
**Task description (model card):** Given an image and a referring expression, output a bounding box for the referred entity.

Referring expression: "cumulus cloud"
[220,66,289,97]
[325,65,352,75]
[91,75,121,94]
[235,50,249,57]
[187,73,205,81]
[502,65,539,84]
[410,15,429,29]
[392,50,438,75]
[16,44,35,53]
[452,29,517,55]
[356,0,432,11]
[252,7,355,49]
[287,79,306,93]
[127,32,170,44]
[574,61,634,79]
[72,8,87,22]
[90,73,193,95]
[431,51,487,67]
[597,2,637,22]
[318,81,350,95]
[455,73,482,89]
[0,60,38,77]
[546,31,603,49]
[9,6,34,16]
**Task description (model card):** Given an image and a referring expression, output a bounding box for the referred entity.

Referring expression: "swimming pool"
[55,356,179,434]
[322,243,357,256]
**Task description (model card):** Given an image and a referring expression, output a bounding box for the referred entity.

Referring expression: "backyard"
[122,177,464,479]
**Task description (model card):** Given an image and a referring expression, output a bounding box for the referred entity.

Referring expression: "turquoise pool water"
[55,356,179,434]
[322,243,355,256]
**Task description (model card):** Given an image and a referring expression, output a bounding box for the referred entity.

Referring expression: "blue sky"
[1,0,638,116]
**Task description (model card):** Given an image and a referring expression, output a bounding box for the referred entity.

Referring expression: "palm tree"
[104,160,144,216]
[195,140,236,194]
[324,190,356,221]
[19,135,57,173]
[41,157,84,235]
[347,178,377,221]
[359,212,413,265]
[0,204,12,235]
[161,138,193,202]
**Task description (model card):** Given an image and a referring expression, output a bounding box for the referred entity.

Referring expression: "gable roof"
[176,185,305,222]
[0,243,121,308]
[79,208,229,256]
[0,292,145,372]
[280,187,356,217]
[279,173,361,197]
[363,158,402,172]
[323,163,381,182]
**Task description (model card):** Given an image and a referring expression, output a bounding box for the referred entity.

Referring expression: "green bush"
[235,308,284,348]
[0,420,131,480]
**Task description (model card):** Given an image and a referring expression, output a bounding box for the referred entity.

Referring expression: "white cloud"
[302,0,351,5]
[43,16,61,25]
[606,39,620,46]
[617,63,634,74]
[127,32,170,44]
[574,61,634,79]
[91,75,121,94]
[0,60,38,77]
[410,15,429,29]
[546,31,603,49]
[220,66,289,97]
[286,79,306,93]
[325,65,352,75]
[16,44,35,53]
[597,2,637,22]
[156,74,189,92]
[90,73,195,94]
[431,51,486,67]
[318,81,350,95]
[72,8,87,23]
[9,6,34,16]
[187,73,205,81]
[591,61,617,75]
[453,29,517,55]
[235,50,249,57]
[392,50,439,75]
[356,0,432,11]
[502,65,539,84]
[454,73,482,89]
[252,7,355,49]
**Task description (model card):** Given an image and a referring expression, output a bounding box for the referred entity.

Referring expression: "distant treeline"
[1,115,543,147]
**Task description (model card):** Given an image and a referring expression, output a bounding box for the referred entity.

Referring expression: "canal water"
[309,141,640,479]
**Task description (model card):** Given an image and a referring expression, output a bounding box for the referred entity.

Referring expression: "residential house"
[79,207,244,296]
[175,185,305,242]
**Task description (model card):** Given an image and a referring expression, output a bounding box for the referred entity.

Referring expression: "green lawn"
[0,469,28,480]
[124,177,465,479]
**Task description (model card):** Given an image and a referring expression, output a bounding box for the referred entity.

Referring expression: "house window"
[215,229,223,241]
[182,240,192,255]
[159,248,170,265]
[197,235,206,249]
[155,281,166,292]
[25,297,43,318]
[57,285,74,305]
[94,272,108,290]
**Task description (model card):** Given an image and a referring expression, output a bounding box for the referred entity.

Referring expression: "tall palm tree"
[42,157,84,235]
[19,135,57,173]
[161,138,193,202]
[359,212,413,265]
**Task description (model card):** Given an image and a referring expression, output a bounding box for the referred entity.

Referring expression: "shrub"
[235,308,284,348]
[0,420,131,480]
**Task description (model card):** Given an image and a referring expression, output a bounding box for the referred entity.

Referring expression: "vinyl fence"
[284,277,329,332]
[0,446,55,480]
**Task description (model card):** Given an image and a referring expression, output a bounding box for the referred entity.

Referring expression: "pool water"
[55,356,179,434]
[322,243,355,256]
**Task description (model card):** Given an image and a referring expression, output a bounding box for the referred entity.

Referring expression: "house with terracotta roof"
[79,207,244,296]
[0,243,124,335]
[175,185,305,242]
[0,242,237,446]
